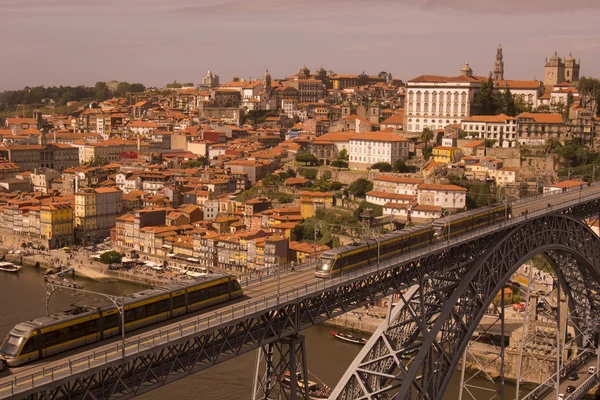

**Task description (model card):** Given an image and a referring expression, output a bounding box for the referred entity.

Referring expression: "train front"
[0,324,34,370]
[314,252,337,278]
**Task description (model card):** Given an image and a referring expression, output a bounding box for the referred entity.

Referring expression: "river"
[0,267,517,399]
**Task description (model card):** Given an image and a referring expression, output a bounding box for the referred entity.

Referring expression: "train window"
[103,314,119,330]
[136,306,147,320]
[173,294,186,309]
[43,330,59,347]
[158,299,171,313]
[124,309,137,324]
[146,302,158,316]
[20,336,37,355]
[218,283,229,296]
[0,334,24,356]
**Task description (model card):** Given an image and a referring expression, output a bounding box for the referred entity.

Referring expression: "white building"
[348,132,410,171]
[495,80,544,109]
[417,184,467,210]
[461,114,518,148]
[372,176,423,195]
[405,63,483,133]
[365,191,415,206]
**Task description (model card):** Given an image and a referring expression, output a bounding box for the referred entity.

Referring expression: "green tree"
[295,152,319,165]
[370,162,392,172]
[348,178,373,197]
[285,167,296,178]
[484,139,497,148]
[422,146,433,161]
[261,173,280,187]
[94,82,110,102]
[130,83,146,93]
[331,160,348,168]
[420,127,434,148]
[337,149,349,160]
[114,82,132,97]
[500,89,517,116]
[166,81,184,89]
[87,156,109,166]
[393,159,414,173]
[299,168,318,180]
[472,76,501,115]
[100,250,123,267]
[577,76,600,116]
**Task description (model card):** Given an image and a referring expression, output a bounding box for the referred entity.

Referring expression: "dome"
[461,62,472,72]
[565,52,575,61]
[370,99,379,106]
[342,100,351,107]
[550,51,560,61]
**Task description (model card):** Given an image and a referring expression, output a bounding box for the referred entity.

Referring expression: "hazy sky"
[2,0,600,90]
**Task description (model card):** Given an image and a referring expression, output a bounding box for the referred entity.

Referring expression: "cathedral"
[543,52,580,85]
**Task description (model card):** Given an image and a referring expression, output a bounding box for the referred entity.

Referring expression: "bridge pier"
[252,334,310,400]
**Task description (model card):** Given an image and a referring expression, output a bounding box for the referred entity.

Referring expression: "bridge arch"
[398,214,600,399]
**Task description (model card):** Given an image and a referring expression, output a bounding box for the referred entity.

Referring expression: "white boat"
[0,262,21,273]
[330,330,367,345]
[280,371,330,399]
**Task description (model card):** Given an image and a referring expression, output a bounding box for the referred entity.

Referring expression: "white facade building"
[348,132,410,171]
[417,184,467,210]
[372,176,423,195]
[405,63,482,133]
[460,114,518,148]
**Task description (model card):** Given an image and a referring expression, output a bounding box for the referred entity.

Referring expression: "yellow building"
[432,146,462,164]
[299,191,334,219]
[40,204,74,249]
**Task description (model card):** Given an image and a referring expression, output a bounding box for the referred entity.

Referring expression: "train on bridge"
[314,204,511,278]
[0,274,242,369]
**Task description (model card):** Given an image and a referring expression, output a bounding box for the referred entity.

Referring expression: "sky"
[1,0,600,90]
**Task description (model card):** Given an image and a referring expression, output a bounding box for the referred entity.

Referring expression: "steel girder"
[332,214,600,400]
[15,207,600,400]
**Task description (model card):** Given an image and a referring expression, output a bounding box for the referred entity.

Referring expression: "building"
[0,131,79,172]
[417,184,467,211]
[40,204,74,249]
[372,176,423,195]
[310,131,357,165]
[461,114,518,148]
[493,45,504,81]
[75,187,123,243]
[348,132,410,170]
[299,191,334,219]
[79,138,139,163]
[544,52,580,86]
[432,146,462,164]
[404,63,483,133]
[495,80,544,109]
[543,180,585,194]
[516,113,566,146]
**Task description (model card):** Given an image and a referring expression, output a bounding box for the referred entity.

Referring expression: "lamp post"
[313,222,321,264]
[568,169,574,180]
[45,279,127,360]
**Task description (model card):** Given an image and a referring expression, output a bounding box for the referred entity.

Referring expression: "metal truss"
[331,214,600,400]
[252,334,309,400]
[9,206,600,400]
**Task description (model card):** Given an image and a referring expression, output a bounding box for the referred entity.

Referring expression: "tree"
[299,168,318,180]
[331,160,348,168]
[348,178,373,197]
[87,156,109,167]
[484,139,497,148]
[422,146,433,161]
[370,162,392,172]
[130,83,146,93]
[420,127,434,148]
[500,89,517,117]
[261,173,280,187]
[94,82,110,102]
[295,152,319,166]
[578,76,600,116]
[472,76,501,115]
[285,167,296,178]
[393,159,413,173]
[114,82,132,97]
[337,149,349,161]
[100,250,123,267]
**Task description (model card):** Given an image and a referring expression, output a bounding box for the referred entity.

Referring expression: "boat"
[280,371,330,399]
[330,330,367,345]
[0,262,21,273]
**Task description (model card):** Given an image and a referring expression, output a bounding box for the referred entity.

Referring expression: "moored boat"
[280,371,330,399]
[330,330,367,345]
[0,262,21,273]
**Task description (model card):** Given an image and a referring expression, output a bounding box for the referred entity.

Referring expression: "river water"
[0,267,517,399]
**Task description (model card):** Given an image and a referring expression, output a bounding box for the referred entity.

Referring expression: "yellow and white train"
[0,274,243,369]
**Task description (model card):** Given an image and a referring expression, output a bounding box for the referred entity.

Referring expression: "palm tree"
[420,127,434,148]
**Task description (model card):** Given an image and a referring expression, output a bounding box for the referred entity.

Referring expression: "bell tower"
[264,69,272,93]
[493,44,504,81]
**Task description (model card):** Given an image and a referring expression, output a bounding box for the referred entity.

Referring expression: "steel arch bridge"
[2,192,599,400]
[332,213,600,400]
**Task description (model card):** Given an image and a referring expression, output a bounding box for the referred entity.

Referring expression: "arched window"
[438,103,443,113]
[453,103,458,113]
[416,103,421,112]
[424,91,430,102]
[416,91,422,102]
[454,92,459,102]
[424,103,429,112]
[408,91,414,102]
[432,91,437,102]
[446,91,452,102]
[461,92,467,102]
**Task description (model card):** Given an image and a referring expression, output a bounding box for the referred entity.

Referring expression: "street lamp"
[313,222,321,264]
[45,278,127,360]
[568,169,574,180]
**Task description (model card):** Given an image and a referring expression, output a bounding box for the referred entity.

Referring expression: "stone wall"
[520,156,557,181]
[485,148,521,168]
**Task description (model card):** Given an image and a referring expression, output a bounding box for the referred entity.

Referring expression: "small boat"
[330,330,367,345]
[280,371,330,400]
[0,262,21,273]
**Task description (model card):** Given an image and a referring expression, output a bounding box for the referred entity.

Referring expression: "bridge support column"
[252,334,310,400]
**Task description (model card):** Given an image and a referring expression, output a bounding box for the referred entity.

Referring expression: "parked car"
[566,385,576,393]
[568,372,578,381]
[588,366,596,374]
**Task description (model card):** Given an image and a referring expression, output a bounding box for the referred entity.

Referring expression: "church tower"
[264,69,272,93]
[563,53,580,82]
[38,129,47,147]
[493,45,504,81]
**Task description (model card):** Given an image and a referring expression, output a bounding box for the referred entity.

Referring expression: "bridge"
[1,184,599,400]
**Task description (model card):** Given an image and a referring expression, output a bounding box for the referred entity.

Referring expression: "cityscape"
[0,2,600,400]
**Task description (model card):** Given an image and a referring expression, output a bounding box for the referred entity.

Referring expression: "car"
[589,366,596,374]
[568,372,578,380]
[558,394,565,399]
[566,385,576,393]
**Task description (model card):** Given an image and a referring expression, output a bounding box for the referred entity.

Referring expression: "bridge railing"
[2,187,600,398]
[509,181,599,208]
[567,371,599,399]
